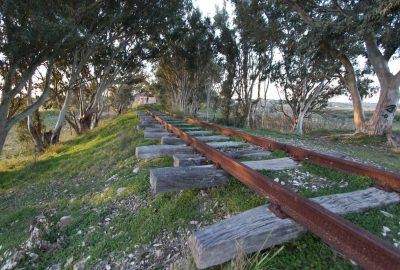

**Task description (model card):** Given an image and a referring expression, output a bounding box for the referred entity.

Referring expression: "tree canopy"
[1,0,400,154]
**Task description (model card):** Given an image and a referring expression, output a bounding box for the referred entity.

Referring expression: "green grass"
[0,110,196,268]
[327,133,387,145]
[259,162,372,198]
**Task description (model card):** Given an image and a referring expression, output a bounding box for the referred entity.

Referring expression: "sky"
[194,0,230,16]
[193,0,400,105]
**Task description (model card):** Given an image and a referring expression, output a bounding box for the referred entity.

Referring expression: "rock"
[106,174,118,182]
[116,187,127,196]
[132,167,140,174]
[155,250,163,258]
[26,227,41,249]
[380,210,394,218]
[64,256,74,268]
[1,259,17,270]
[73,256,90,270]
[27,252,39,261]
[57,216,72,229]
[46,264,61,270]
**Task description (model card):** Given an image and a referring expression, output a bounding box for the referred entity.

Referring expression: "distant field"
[199,101,400,134]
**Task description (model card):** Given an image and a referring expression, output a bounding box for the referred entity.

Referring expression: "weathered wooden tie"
[160,138,248,149]
[224,148,271,159]
[173,148,272,167]
[189,187,400,269]
[137,141,255,160]
[144,127,165,132]
[135,145,194,159]
[169,123,194,127]
[173,154,208,167]
[139,116,153,122]
[150,167,229,193]
[143,131,215,140]
[162,135,230,145]
[185,131,213,136]
[206,141,249,149]
[150,158,298,192]
[198,157,298,170]
[137,123,162,130]
[178,127,203,131]
[144,131,175,140]
[136,111,148,117]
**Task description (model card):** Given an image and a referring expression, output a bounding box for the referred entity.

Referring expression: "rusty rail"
[159,109,400,193]
[146,109,400,270]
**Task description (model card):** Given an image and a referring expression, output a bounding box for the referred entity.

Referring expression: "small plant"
[230,239,284,270]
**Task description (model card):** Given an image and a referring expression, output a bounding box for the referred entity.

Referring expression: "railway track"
[137,109,400,269]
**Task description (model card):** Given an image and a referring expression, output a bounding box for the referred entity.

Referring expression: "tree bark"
[295,81,325,136]
[0,123,9,155]
[26,80,46,153]
[337,54,366,133]
[0,60,53,155]
[27,113,45,153]
[363,33,400,140]
[0,97,11,154]
[364,80,399,136]
[78,113,93,134]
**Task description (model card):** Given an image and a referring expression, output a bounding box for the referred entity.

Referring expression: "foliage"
[155,7,217,115]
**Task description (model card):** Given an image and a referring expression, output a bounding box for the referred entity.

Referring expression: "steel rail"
[146,109,400,270]
[159,109,400,193]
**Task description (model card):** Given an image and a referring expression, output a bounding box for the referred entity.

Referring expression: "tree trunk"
[295,110,306,136]
[364,81,399,136]
[244,102,252,128]
[117,105,123,115]
[295,80,325,136]
[27,116,45,153]
[66,115,81,135]
[50,87,74,144]
[338,54,366,133]
[0,123,9,155]
[79,113,93,134]
[90,113,99,130]
[362,33,400,141]
[0,90,12,155]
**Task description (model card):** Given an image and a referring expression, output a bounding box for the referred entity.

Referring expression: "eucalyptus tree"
[0,0,87,154]
[49,0,189,138]
[282,0,400,143]
[48,1,115,144]
[262,3,342,135]
[272,41,342,135]
[213,6,238,123]
[232,0,275,128]
[156,8,216,115]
